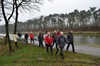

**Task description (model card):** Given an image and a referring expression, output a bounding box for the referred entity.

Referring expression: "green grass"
[0,40,100,66]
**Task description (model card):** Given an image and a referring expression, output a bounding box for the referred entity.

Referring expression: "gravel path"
[33,41,100,57]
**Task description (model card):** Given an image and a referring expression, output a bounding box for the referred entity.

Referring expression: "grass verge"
[0,40,100,66]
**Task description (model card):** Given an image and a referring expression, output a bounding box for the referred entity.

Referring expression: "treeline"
[0,7,100,33]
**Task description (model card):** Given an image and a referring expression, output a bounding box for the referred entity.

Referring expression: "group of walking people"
[38,30,75,59]
[17,30,75,59]
[17,32,34,44]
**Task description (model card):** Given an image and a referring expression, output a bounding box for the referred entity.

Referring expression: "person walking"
[38,31,44,48]
[17,32,22,41]
[44,31,47,38]
[13,33,18,47]
[57,29,60,36]
[52,30,57,48]
[24,32,28,43]
[29,32,34,44]
[17,32,22,38]
[66,30,75,52]
[44,30,48,47]
[44,32,53,55]
[55,30,61,55]
[56,32,66,59]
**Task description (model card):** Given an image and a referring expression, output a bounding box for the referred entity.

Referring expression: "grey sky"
[0,0,100,25]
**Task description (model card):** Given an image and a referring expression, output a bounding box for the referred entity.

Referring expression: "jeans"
[30,38,34,44]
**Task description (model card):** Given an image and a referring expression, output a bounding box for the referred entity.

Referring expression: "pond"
[0,34,100,46]
[73,34,100,46]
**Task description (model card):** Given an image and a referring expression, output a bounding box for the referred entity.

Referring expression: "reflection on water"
[0,34,100,46]
[74,34,100,45]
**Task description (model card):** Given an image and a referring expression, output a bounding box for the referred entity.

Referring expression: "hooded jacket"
[44,35,53,45]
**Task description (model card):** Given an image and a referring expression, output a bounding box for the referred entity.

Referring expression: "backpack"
[59,36,65,45]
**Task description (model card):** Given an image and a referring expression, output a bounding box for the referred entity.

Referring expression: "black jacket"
[24,34,28,40]
[67,32,73,42]
[18,33,22,37]
[38,33,44,41]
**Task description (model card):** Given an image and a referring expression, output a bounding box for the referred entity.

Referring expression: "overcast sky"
[0,0,100,25]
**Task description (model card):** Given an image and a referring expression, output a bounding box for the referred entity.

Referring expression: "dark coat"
[18,33,22,37]
[24,33,28,40]
[67,32,73,42]
[38,33,44,41]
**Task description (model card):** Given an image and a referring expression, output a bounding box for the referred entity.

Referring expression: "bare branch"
[8,0,15,21]
[17,0,24,8]
[1,0,8,23]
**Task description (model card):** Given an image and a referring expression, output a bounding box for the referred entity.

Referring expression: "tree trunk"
[6,23,12,51]
[4,35,7,45]
[4,0,15,45]
[14,6,19,47]
[1,0,12,51]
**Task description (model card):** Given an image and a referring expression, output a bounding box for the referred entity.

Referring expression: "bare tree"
[13,0,43,47]
[1,0,15,51]
[0,0,53,51]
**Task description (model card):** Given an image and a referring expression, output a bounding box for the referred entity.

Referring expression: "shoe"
[66,49,68,51]
[73,51,76,53]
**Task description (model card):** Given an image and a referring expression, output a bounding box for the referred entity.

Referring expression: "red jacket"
[30,33,34,39]
[44,35,53,45]
[57,32,60,36]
